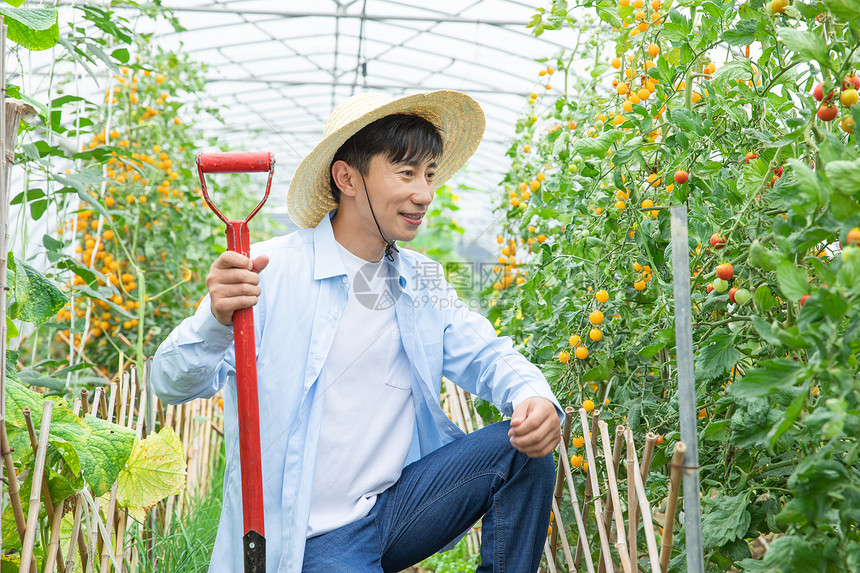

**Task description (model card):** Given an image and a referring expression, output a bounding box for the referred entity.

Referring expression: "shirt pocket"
[385,327,413,390]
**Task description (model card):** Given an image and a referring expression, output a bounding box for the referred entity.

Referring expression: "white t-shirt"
[306,242,416,538]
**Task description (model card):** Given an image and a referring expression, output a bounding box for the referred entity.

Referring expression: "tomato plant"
[491,0,860,569]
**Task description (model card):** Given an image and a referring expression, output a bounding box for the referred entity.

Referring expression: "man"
[151,90,564,573]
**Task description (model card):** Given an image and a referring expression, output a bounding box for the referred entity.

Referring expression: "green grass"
[418,536,481,572]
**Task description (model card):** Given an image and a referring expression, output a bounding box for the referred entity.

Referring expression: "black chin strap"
[359,170,399,262]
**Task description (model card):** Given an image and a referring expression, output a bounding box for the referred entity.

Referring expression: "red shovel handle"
[197,151,274,173]
[196,152,274,573]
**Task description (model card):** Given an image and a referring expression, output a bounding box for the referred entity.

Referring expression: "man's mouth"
[401,212,425,223]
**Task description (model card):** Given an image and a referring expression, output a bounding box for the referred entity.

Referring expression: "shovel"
[196,151,275,573]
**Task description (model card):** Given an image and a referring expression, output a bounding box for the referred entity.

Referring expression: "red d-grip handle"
[197,151,273,173]
[196,152,275,225]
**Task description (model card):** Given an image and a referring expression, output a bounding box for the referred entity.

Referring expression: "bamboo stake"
[444,379,467,433]
[544,539,559,573]
[18,400,53,573]
[45,500,66,573]
[23,407,66,572]
[114,510,127,573]
[629,432,658,569]
[80,388,89,416]
[599,421,632,573]
[627,431,639,573]
[575,408,602,569]
[625,429,661,572]
[551,496,574,568]
[0,422,27,545]
[456,386,474,433]
[65,493,86,573]
[598,424,626,573]
[579,408,613,569]
[550,406,574,564]
[660,442,686,572]
[640,432,658,484]
[100,376,127,572]
[68,400,87,573]
[559,438,595,573]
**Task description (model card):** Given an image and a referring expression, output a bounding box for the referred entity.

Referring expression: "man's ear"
[331,160,357,198]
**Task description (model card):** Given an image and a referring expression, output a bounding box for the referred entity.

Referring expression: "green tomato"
[713,278,729,293]
[572,154,584,168]
[568,163,579,174]
[734,288,751,305]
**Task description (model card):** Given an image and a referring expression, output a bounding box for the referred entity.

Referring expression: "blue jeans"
[302,420,555,572]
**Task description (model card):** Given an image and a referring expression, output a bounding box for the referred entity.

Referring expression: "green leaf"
[776,27,828,67]
[720,20,757,46]
[776,261,807,302]
[0,7,58,51]
[5,316,18,342]
[7,253,67,325]
[702,419,731,442]
[749,240,780,272]
[825,159,860,195]
[582,359,614,382]
[822,0,860,29]
[695,334,741,381]
[77,415,137,497]
[117,428,186,521]
[728,359,802,398]
[4,379,136,497]
[768,391,806,448]
[668,108,702,136]
[573,131,623,158]
[750,315,782,346]
[701,493,751,550]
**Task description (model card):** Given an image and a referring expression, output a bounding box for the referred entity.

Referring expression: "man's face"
[355,154,437,243]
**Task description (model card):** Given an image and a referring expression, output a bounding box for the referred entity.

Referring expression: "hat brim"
[287,90,485,229]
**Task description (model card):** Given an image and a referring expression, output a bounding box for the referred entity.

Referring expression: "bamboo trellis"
[438,385,688,573]
[2,357,225,573]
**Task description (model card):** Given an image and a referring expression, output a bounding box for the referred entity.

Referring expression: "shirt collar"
[312,208,412,293]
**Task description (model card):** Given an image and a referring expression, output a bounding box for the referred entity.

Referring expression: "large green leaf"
[4,379,136,497]
[728,359,803,398]
[775,261,807,302]
[822,0,860,29]
[695,333,741,381]
[117,428,187,521]
[573,131,623,158]
[702,493,751,550]
[0,7,58,51]
[825,159,860,195]
[7,252,67,325]
[777,27,828,67]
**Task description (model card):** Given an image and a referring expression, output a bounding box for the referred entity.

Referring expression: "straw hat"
[287,90,485,229]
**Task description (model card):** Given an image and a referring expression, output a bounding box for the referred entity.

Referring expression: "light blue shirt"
[150,209,564,573]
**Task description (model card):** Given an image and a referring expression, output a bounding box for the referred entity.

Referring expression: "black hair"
[329,113,444,203]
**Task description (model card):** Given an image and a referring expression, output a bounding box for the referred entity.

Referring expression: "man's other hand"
[206,252,269,325]
[508,397,561,458]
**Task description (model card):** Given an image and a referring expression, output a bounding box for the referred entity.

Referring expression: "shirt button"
[341,277,348,284]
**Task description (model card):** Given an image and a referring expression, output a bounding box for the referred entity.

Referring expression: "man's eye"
[401,170,413,176]
[427,172,436,179]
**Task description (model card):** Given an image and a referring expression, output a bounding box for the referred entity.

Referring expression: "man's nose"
[413,179,434,205]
